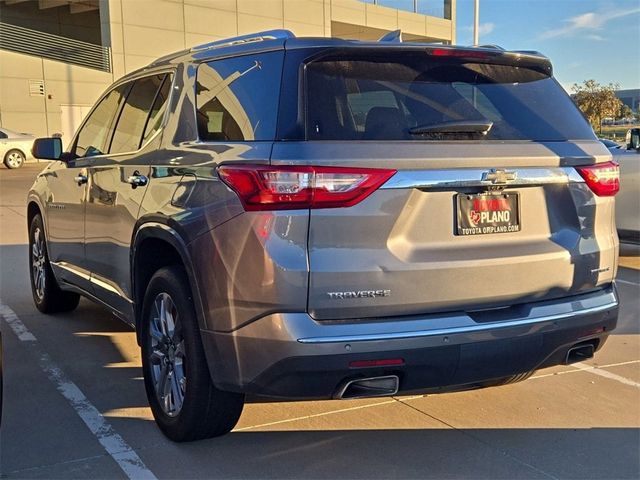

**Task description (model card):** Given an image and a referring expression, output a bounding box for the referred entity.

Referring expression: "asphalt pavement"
[1,164,639,479]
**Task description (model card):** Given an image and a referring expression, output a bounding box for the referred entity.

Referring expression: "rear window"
[305,54,595,141]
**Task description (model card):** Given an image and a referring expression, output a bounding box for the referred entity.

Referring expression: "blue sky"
[454,0,640,91]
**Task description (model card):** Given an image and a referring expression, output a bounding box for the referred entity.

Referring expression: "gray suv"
[28,30,620,442]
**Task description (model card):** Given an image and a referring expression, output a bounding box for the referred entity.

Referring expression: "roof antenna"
[378,29,402,43]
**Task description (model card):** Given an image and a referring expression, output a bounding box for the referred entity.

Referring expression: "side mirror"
[32,137,63,160]
[626,128,640,151]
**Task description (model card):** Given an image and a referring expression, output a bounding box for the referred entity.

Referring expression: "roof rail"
[190,29,295,53]
[474,44,505,50]
[378,29,402,43]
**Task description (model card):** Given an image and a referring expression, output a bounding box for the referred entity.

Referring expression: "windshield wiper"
[409,120,493,136]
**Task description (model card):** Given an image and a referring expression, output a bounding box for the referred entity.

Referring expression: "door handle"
[126,171,148,189]
[74,174,87,185]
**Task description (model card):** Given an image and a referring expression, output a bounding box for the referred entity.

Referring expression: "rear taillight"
[576,161,620,197]
[217,165,396,211]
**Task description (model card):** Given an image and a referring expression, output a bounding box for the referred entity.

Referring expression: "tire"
[29,214,80,313]
[141,266,244,442]
[4,149,25,169]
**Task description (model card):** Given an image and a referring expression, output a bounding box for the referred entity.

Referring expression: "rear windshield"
[305,54,595,141]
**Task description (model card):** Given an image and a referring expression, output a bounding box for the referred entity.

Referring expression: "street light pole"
[473,0,480,46]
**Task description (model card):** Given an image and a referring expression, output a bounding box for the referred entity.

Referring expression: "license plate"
[456,193,520,235]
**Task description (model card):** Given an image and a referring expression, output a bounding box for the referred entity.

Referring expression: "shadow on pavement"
[104,424,640,480]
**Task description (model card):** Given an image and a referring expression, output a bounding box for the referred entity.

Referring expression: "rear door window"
[305,54,595,141]
[196,51,284,141]
[110,74,169,154]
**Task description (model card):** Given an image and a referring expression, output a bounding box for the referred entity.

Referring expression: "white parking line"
[572,362,640,389]
[0,301,157,480]
[0,303,36,341]
[235,395,426,431]
[530,359,640,380]
[616,278,639,286]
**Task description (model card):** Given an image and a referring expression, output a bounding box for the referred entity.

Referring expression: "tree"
[571,80,623,133]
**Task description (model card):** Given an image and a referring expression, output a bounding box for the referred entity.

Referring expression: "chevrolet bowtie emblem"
[482,168,517,184]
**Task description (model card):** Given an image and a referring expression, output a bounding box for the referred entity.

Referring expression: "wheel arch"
[4,147,26,159]
[131,222,206,345]
[27,200,41,227]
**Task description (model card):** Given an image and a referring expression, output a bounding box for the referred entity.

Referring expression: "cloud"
[478,22,495,35]
[464,22,495,36]
[539,6,640,40]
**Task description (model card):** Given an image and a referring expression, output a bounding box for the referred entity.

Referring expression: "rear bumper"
[201,285,618,399]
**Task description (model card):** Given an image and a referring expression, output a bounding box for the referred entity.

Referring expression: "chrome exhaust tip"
[565,343,595,364]
[334,375,399,400]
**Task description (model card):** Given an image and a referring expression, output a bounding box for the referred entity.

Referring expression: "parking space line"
[0,303,36,341]
[0,300,157,480]
[616,279,639,286]
[235,395,426,431]
[571,362,640,389]
[531,359,640,380]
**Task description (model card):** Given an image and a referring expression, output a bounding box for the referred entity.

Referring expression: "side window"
[141,74,173,145]
[196,51,284,141]
[74,85,128,158]
[110,74,167,154]
[0,131,7,139]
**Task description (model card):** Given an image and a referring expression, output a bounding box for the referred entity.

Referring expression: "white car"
[0,127,35,169]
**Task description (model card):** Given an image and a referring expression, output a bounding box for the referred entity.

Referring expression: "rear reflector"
[349,358,405,368]
[575,161,620,197]
[217,165,396,211]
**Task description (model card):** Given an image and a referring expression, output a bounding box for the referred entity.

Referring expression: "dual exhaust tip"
[334,342,596,399]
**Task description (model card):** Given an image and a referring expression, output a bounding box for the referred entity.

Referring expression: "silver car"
[28,30,620,442]
[615,129,640,243]
[0,127,35,169]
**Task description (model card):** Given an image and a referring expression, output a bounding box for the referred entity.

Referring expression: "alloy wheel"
[31,228,46,300]
[5,151,24,168]
[148,292,186,417]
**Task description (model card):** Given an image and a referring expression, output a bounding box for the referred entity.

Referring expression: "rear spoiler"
[292,44,553,77]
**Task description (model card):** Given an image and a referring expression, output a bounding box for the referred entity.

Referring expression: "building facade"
[0,0,456,145]
[615,89,640,114]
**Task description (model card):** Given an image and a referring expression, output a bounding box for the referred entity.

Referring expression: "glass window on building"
[361,1,449,19]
